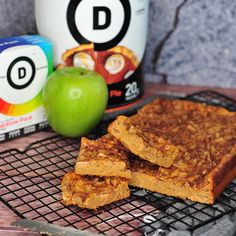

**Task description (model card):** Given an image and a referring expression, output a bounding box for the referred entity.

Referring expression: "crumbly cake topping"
[63,172,127,198]
[78,134,129,162]
[110,115,180,167]
[129,98,236,187]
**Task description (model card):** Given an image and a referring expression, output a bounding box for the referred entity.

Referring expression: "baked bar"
[108,115,180,168]
[129,148,236,204]
[109,98,236,168]
[61,172,130,209]
[109,98,236,203]
[121,98,236,204]
[75,134,131,178]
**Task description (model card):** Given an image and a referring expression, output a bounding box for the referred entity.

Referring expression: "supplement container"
[35,0,150,109]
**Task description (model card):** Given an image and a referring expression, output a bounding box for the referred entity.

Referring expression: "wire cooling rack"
[0,90,236,236]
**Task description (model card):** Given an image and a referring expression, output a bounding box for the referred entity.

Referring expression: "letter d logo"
[67,0,131,51]
[18,67,26,79]
[93,7,111,30]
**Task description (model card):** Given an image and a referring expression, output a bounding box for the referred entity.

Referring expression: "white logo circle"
[75,0,125,43]
[9,60,34,87]
[0,45,48,105]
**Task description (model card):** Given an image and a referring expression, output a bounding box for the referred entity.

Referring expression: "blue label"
[0,35,52,53]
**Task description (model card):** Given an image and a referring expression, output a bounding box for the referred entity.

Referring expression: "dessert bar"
[75,134,131,178]
[61,172,130,209]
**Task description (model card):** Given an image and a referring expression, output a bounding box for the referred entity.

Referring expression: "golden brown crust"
[75,135,131,178]
[61,172,130,210]
[129,153,236,204]
[109,98,236,203]
[208,144,236,199]
[108,116,180,168]
[137,98,233,117]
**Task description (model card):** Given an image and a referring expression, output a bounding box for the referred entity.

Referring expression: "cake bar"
[109,98,236,168]
[108,115,180,168]
[110,98,236,203]
[129,149,236,204]
[61,172,130,209]
[75,134,131,178]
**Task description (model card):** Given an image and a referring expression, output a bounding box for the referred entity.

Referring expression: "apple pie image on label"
[73,52,95,70]
[105,54,125,75]
[61,44,139,85]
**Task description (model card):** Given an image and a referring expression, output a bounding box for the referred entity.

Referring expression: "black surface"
[0,90,236,236]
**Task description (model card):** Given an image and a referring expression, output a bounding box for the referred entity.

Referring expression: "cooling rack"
[0,90,236,236]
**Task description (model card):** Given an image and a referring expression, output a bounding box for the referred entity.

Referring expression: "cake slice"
[129,145,236,204]
[108,115,180,168]
[61,172,130,209]
[75,134,131,178]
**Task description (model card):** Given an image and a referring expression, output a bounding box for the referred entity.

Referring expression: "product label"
[0,46,48,105]
[36,0,149,108]
[0,35,53,142]
[67,0,131,51]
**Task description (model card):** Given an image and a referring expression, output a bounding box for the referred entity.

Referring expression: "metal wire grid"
[185,90,236,111]
[0,90,235,235]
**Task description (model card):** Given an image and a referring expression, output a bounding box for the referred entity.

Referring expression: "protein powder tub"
[35,0,150,109]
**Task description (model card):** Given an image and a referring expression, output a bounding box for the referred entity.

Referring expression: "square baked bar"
[61,172,130,209]
[75,134,131,178]
[108,115,180,168]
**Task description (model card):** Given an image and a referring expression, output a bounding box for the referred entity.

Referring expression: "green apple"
[43,67,108,137]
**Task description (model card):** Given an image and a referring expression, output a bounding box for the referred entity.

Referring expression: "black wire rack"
[0,90,236,236]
